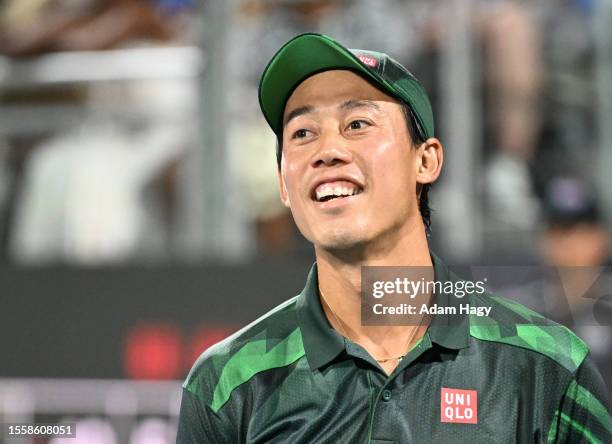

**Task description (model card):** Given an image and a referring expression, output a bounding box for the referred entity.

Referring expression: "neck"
[314,221,433,364]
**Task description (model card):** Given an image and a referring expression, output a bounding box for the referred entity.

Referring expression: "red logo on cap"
[358,55,378,68]
[441,387,478,424]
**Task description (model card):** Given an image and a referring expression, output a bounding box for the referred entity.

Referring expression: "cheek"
[282,165,300,200]
[364,141,416,192]
[281,157,309,206]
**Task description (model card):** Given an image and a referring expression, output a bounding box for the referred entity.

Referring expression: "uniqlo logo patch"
[440,387,478,424]
[358,55,378,68]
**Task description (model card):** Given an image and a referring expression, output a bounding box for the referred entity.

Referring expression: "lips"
[310,177,364,203]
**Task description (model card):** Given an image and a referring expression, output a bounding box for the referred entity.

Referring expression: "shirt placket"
[344,334,434,444]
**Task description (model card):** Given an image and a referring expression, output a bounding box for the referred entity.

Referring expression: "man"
[177,33,611,443]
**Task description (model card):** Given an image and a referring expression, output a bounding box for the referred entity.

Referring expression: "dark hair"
[275,102,433,236]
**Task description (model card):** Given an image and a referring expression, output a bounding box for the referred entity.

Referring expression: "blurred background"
[0,0,611,442]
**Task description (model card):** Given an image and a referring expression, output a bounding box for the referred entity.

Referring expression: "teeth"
[315,183,361,201]
[315,186,333,201]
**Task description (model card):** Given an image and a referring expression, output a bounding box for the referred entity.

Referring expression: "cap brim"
[258,33,394,135]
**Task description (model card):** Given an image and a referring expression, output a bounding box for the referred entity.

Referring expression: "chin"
[313,227,371,252]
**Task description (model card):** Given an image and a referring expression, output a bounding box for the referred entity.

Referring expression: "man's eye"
[292,128,310,139]
[348,120,369,130]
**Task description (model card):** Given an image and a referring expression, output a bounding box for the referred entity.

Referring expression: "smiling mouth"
[312,182,364,203]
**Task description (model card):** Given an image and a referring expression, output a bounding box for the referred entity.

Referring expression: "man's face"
[278,70,423,252]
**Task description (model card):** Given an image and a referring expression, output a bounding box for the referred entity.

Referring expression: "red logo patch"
[440,387,478,424]
[358,55,378,68]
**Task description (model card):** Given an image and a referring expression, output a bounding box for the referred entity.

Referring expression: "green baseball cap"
[258,33,434,140]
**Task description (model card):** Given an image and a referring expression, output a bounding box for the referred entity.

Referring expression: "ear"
[277,167,291,208]
[415,137,444,185]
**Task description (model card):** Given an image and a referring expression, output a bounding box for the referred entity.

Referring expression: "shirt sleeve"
[549,354,612,443]
[176,388,232,444]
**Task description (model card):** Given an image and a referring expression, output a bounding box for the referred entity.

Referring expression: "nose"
[311,132,353,168]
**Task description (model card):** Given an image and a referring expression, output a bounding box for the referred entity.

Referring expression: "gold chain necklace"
[319,289,425,363]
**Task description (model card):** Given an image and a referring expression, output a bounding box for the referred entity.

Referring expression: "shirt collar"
[426,252,471,351]
[296,252,470,371]
[296,264,346,370]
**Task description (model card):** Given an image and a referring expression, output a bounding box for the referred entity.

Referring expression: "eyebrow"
[283,100,382,128]
[283,105,314,127]
[339,99,381,112]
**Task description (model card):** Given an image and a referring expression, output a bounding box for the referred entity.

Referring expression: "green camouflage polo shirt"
[177,255,611,443]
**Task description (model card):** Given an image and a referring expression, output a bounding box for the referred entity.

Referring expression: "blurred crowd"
[0,0,197,265]
[0,0,609,266]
